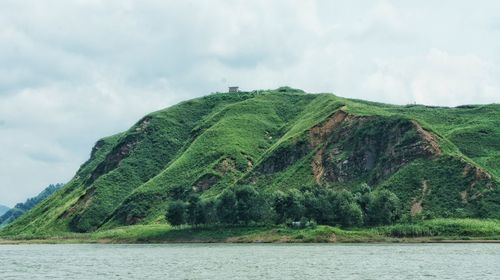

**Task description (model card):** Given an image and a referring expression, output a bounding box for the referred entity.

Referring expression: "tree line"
[166,184,401,228]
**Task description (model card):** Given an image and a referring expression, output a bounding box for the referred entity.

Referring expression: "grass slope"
[2,88,499,237]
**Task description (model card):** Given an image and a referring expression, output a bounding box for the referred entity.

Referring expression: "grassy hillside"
[2,88,499,237]
[0,184,63,227]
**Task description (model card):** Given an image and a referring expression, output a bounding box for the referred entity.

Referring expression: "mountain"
[0,184,63,227]
[0,205,9,217]
[2,88,499,236]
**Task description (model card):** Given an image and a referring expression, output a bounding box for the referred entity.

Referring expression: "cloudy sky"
[1,0,499,207]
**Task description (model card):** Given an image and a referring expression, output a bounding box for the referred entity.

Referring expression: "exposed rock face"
[309,110,348,146]
[258,140,310,174]
[310,112,441,185]
[3,91,498,236]
[460,162,496,203]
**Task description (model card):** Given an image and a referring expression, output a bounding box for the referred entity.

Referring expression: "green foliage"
[234,186,266,225]
[330,190,362,227]
[0,183,63,227]
[366,190,401,226]
[166,201,186,226]
[383,219,500,238]
[186,194,208,226]
[216,190,238,224]
[2,89,498,237]
[272,190,305,224]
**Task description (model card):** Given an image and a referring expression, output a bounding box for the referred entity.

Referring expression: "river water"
[0,243,498,279]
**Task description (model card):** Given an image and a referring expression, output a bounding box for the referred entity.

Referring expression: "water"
[0,243,499,279]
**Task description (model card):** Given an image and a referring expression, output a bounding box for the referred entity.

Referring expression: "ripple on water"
[0,243,499,280]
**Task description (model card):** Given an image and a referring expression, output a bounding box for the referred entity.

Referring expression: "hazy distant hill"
[2,88,499,236]
[0,205,9,217]
[0,184,63,227]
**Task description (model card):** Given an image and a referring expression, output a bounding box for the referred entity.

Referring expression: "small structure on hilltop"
[228,86,239,93]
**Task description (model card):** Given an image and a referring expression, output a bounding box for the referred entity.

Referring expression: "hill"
[1,88,499,237]
[0,184,63,228]
[0,205,9,217]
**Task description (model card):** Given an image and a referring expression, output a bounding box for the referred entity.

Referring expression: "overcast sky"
[1,0,499,207]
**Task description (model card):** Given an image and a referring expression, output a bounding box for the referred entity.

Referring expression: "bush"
[166,200,186,226]
[216,189,238,224]
[331,190,363,227]
[366,190,401,226]
[272,189,305,224]
[234,185,264,224]
[186,194,208,226]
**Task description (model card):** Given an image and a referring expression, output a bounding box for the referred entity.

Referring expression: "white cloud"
[361,49,500,106]
[1,0,500,206]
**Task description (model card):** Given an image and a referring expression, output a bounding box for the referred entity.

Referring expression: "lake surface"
[1,243,499,279]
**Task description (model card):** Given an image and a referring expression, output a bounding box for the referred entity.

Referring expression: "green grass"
[2,219,499,244]
[382,219,500,239]
[2,88,499,237]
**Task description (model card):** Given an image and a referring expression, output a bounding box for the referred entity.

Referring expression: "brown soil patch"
[217,158,236,175]
[312,147,326,184]
[193,174,220,192]
[411,180,430,216]
[411,121,441,155]
[309,110,348,146]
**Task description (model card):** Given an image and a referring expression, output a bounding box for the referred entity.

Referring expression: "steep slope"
[0,184,63,227]
[2,88,499,236]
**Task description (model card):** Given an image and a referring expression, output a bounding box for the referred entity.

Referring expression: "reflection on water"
[1,243,499,279]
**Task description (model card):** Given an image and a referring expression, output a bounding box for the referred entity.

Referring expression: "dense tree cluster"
[165,184,401,228]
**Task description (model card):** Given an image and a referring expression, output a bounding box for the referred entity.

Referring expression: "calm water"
[1,243,499,279]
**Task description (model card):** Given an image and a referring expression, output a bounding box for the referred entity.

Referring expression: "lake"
[1,243,499,279]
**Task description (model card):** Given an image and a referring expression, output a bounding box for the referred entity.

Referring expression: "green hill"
[0,184,63,227]
[2,88,499,237]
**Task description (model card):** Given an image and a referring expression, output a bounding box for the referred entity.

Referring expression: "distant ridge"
[0,205,9,217]
[0,184,63,227]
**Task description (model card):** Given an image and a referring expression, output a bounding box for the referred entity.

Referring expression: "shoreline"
[2,238,500,245]
[2,219,499,245]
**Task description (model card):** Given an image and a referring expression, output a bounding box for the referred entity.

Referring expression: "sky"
[1,0,500,207]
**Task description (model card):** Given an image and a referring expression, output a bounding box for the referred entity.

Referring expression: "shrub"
[366,190,401,226]
[166,200,186,226]
[235,185,264,224]
[186,194,208,226]
[272,189,304,224]
[216,189,238,224]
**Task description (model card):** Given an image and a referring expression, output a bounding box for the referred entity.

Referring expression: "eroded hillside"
[2,88,499,235]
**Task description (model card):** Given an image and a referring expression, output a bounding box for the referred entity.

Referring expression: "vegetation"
[1,219,499,244]
[0,184,63,227]
[164,185,401,229]
[0,205,9,217]
[1,88,498,241]
[165,201,186,226]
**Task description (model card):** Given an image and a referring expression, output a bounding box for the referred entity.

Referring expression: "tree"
[273,189,304,224]
[342,203,363,227]
[216,189,238,224]
[169,185,190,201]
[166,200,186,226]
[366,190,401,225]
[331,190,363,227]
[186,194,207,226]
[303,188,335,225]
[235,185,263,224]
